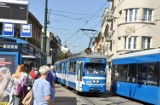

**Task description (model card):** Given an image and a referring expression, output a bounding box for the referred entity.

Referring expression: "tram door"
[62,63,65,84]
[65,62,69,86]
[77,61,83,91]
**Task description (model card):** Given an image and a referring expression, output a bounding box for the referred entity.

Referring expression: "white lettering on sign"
[0,58,5,62]
[4,24,12,32]
[22,25,30,33]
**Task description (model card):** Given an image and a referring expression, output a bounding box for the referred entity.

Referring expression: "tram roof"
[0,36,28,44]
[115,48,160,59]
[69,52,106,59]
[54,52,106,64]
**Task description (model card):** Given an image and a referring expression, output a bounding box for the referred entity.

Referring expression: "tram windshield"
[85,63,105,74]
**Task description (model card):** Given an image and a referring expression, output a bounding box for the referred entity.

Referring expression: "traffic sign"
[20,24,32,38]
[3,23,14,37]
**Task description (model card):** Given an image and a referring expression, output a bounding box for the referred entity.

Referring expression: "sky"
[28,0,110,53]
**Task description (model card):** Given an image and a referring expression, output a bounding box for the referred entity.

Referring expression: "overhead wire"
[64,0,108,44]
[63,0,160,47]
[48,27,73,31]
[51,9,101,17]
[49,13,89,22]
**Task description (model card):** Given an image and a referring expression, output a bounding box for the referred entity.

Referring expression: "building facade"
[95,0,160,90]
[105,0,160,59]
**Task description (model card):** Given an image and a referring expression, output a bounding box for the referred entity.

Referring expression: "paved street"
[54,84,147,105]
[54,84,87,105]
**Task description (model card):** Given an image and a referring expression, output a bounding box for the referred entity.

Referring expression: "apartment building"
[95,0,160,90]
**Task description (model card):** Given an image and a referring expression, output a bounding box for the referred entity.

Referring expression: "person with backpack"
[11,64,28,105]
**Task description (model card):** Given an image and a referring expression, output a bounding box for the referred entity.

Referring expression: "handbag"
[17,83,22,95]
[22,89,33,105]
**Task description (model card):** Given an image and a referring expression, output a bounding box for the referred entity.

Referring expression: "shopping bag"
[22,89,33,105]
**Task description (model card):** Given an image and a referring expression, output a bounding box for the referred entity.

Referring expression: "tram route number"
[0,102,9,105]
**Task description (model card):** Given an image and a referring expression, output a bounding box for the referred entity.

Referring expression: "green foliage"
[59,51,70,60]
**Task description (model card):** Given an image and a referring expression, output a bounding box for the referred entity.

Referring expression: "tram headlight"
[93,80,96,84]
[92,80,100,84]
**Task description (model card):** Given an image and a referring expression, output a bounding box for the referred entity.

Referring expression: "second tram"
[111,48,160,105]
[54,52,107,93]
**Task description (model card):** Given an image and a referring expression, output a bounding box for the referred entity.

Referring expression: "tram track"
[72,92,97,105]
[59,84,98,105]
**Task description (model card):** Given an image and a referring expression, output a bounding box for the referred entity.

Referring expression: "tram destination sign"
[0,0,28,24]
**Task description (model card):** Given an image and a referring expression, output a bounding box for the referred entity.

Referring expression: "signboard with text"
[0,0,28,24]
[20,24,32,38]
[3,23,14,36]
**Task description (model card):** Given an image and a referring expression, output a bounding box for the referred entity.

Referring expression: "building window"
[143,8,152,22]
[124,36,137,49]
[125,9,138,22]
[142,37,151,49]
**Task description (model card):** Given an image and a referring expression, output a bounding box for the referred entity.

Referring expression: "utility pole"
[42,0,48,65]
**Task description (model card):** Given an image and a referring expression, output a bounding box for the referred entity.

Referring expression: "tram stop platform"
[54,84,87,105]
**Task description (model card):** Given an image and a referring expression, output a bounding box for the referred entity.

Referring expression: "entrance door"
[77,61,83,91]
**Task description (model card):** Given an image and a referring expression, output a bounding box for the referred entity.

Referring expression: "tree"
[59,51,70,60]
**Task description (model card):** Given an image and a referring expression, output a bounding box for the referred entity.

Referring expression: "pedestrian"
[47,66,56,88]
[12,64,28,105]
[33,65,54,105]
[47,66,56,102]
[30,67,39,81]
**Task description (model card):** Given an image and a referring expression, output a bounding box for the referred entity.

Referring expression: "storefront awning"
[22,55,37,59]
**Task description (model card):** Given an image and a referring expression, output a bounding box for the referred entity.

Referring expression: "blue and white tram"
[54,53,107,93]
[111,48,160,105]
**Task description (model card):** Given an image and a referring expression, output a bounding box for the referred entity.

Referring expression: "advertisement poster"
[0,54,16,104]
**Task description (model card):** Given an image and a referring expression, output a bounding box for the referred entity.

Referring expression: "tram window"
[69,62,76,73]
[56,65,59,71]
[85,63,105,74]
[112,65,118,80]
[117,65,128,82]
[59,64,62,71]
[137,63,158,86]
[127,64,137,83]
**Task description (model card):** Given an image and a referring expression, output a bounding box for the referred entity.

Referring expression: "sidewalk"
[54,84,86,105]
